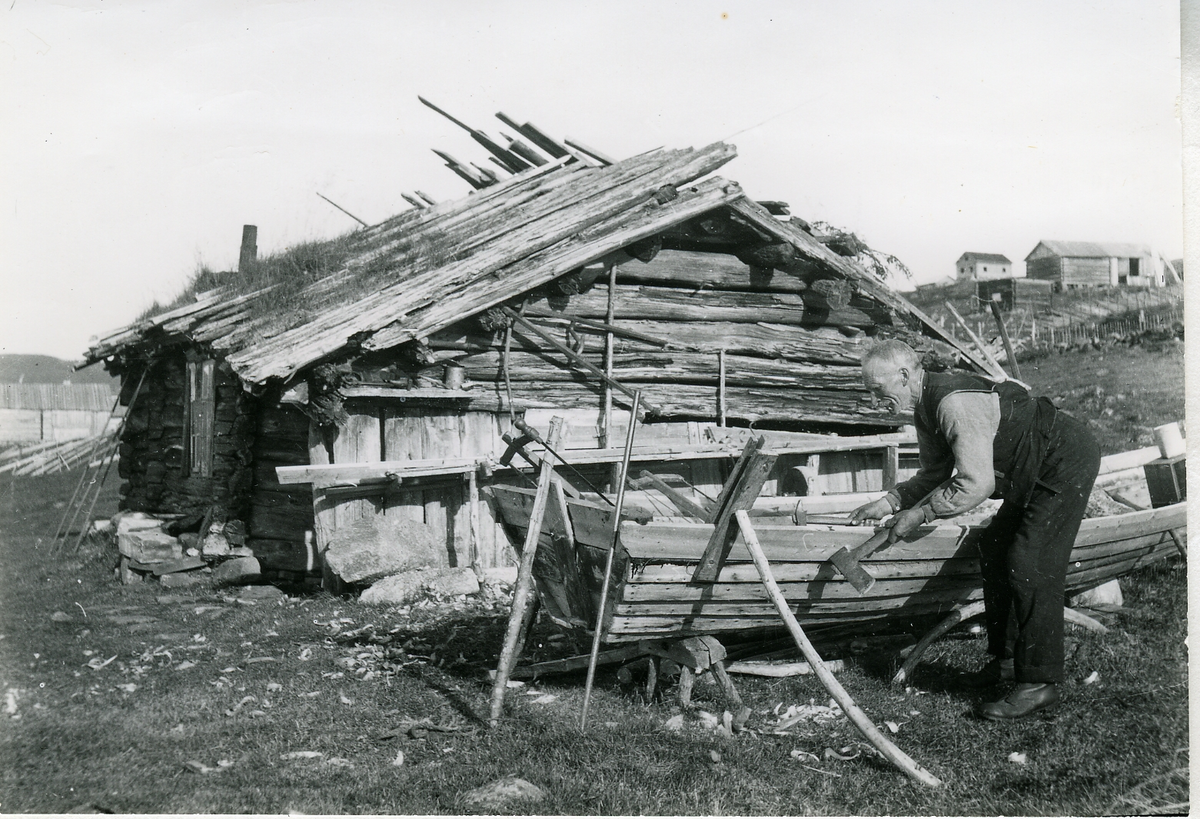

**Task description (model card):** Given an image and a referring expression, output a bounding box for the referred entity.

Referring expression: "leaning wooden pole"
[735,511,942,788]
[580,391,641,730]
[988,301,1023,380]
[489,417,564,726]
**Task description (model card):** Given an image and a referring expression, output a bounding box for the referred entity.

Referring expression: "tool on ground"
[489,417,564,727]
[736,510,942,788]
[830,487,941,594]
[580,391,641,730]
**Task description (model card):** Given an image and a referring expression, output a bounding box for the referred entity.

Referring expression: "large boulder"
[359,568,441,606]
[212,557,262,588]
[323,519,441,585]
[425,567,480,597]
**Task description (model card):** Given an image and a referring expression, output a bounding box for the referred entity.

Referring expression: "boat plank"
[619,520,969,562]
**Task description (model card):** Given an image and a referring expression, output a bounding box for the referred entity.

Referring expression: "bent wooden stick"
[892,600,987,686]
[489,417,564,726]
[735,510,942,788]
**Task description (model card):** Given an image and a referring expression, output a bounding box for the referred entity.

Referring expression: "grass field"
[0,342,1187,815]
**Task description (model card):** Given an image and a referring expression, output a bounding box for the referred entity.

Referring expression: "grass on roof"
[139,221,468,338]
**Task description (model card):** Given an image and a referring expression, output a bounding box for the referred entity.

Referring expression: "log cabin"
[81,134,997,582]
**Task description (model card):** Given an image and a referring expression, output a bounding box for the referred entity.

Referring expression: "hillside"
[0,354,118,386]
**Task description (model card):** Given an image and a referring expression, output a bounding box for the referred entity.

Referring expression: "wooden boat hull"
[490,485,1185,644]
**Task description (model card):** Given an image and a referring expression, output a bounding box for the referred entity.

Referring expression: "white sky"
[0,0,1185,360]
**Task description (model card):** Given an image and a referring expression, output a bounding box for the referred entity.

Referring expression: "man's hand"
[885,507,927,543]
[849,497,893,524]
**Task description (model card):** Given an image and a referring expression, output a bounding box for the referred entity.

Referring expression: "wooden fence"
[953,302,1182,357]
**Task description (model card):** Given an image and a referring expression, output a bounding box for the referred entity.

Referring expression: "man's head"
[860,340,924,416]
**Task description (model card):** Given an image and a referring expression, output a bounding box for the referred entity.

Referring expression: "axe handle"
[844,485,943,566]
[846,528,892,564]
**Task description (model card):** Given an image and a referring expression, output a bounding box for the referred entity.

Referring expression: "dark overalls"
[895,372,1101,684]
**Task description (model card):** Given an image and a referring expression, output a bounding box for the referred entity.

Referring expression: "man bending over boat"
[849,340,1100,720]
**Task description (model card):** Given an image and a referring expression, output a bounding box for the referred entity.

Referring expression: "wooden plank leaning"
[734,510,942,788]
[691,437,777,583]
[489,416,564,726]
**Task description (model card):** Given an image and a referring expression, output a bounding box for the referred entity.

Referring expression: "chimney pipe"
[238,225,258,273]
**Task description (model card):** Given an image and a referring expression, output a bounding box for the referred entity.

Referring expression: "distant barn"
[1025,241,1167,290]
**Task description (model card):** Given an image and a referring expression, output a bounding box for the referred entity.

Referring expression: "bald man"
[850,340,1100,720]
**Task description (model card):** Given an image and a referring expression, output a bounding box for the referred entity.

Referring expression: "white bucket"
[1153,422,1185,459]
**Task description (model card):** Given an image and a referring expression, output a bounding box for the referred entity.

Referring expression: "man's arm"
[926,392,999,517]
[886,422,954,512]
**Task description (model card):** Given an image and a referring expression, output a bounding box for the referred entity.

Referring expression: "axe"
[829,528,893,595]
[830,488,940,594]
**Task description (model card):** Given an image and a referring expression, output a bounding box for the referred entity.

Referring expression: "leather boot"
[980,683,1060,720]
[961,657,1014,688]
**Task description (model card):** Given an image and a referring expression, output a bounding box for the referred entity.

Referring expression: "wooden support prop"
[944,302,1006,378]
[736,511,942,788]
[467,468,481,571]
[502,306,661,417]
[691,437,777,583]
[944,302,1030,389]
[602,263,618,491]
[892,600,987,686]
[1168,528,1187,561]
[988,301,1023,380]
[489,417,564,726]
[881,445,899,490]
[717,350,727,427]
[539,315,675,349]
[581,392,641,730]
[708,436,763,521]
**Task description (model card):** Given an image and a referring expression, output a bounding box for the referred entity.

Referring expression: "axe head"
[829,546,877,594]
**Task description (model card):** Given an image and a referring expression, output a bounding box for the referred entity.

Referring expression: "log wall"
[421,249,896,429]
[246,402,315,572]
[117,355,255,519]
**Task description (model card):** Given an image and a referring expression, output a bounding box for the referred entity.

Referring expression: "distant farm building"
[955,252,1011,281]
[974,277,1055,313]
[1025,241,1166,291]
[0,383,118,443]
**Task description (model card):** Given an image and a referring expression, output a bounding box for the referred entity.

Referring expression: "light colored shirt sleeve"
[928,392,1000,517]
[887,391,1000,519]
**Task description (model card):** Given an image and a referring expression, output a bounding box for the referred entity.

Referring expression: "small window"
[184,359,215,477]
